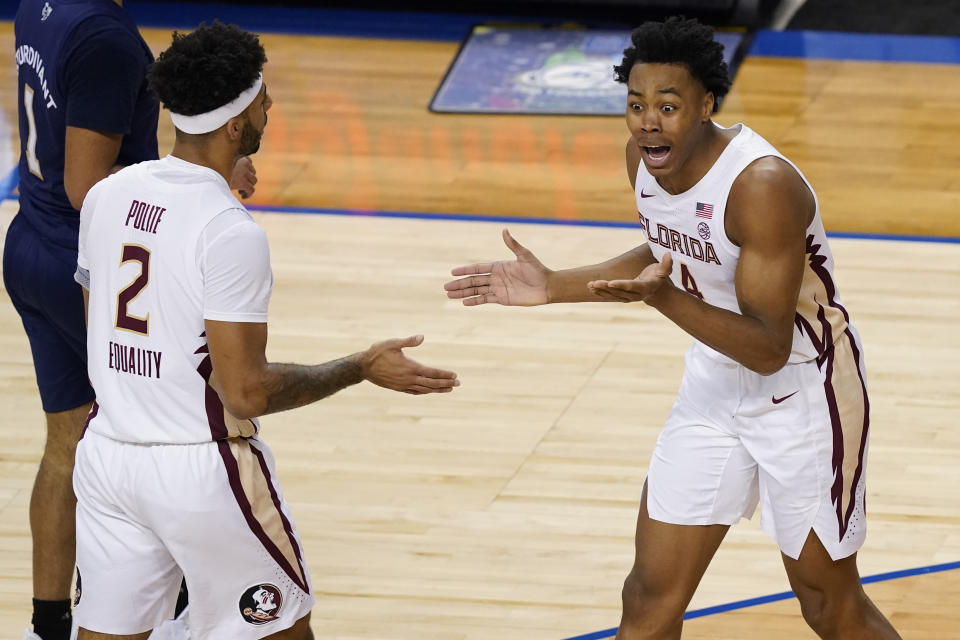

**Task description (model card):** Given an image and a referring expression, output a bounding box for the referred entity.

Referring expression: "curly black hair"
[148,21,267,116]
[613,17,731,112]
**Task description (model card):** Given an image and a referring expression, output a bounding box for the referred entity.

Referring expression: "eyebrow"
[628,87,682,97]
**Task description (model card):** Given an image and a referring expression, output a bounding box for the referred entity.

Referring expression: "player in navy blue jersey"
[7,2,256,638]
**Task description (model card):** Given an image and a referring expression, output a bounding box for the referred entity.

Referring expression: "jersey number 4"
[116,244,151,335]
[680,263,705,300]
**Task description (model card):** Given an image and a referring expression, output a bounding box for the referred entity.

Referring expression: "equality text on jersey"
[108,341,162,379]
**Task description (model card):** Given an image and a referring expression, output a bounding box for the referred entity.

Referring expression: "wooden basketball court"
[1,19,958,640]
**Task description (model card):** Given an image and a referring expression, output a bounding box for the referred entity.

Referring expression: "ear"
[702,91,715,121]
[226,115,245,142]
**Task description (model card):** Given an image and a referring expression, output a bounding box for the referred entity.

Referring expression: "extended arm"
[548,244,656,302]
[445,138,655,305]
[205,321,458,420]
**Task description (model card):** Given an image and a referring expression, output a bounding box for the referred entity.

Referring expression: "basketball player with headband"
[72,22,459,639]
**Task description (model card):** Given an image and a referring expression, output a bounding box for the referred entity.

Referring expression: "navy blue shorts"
[3,213,94,413]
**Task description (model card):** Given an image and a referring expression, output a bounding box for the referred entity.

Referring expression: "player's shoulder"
[733,155,808,204]
[73,12,142,44]
[727,156,813,244]
[65,13,146,61]
[204,207,260,236]
[722,125,803,197]
[199,208,268,259]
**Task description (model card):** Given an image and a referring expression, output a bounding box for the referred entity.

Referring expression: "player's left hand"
[587,253,674,303]
[230,156,257,199]
[361,335,460,395]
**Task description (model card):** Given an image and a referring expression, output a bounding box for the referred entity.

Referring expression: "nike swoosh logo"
[640,189,655,198]
[772,391,799,405]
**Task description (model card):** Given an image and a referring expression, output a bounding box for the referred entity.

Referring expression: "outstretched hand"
[587,253,674,303]
[230,156,257,199]
[362,335,459,395]
[444,229,550,306]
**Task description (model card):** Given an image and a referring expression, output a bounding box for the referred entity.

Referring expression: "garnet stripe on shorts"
[839,328,870,537]
[798,234,870,540]
[821,327,870,542]
[217,438,310,593]
[250,441,309,591]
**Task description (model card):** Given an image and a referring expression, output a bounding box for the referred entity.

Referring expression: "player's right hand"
[361,335,459,395]
[444,229,550,306]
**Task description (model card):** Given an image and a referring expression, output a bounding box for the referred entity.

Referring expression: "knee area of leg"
[795,585,835,630]
[621,571,685,619]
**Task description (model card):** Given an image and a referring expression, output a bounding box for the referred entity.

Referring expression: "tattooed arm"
[205,320,458,420]
[259,355,365,416]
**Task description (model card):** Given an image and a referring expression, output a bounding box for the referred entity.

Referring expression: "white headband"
[169,74,263,135]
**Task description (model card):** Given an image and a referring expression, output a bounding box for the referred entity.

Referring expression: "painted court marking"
[562,560,960,640]
[0,166,957,244]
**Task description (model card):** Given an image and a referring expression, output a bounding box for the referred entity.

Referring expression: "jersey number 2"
[116,244,151,335]
[680,263,705,300]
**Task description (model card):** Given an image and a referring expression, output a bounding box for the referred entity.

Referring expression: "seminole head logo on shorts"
[239,583,284,625]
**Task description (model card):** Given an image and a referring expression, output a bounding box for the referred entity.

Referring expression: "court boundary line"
[243,203,960,245]
[0,167,956,246]
[562,559,960,640]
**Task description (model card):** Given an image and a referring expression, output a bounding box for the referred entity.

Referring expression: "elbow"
[221,385,268,420]
[749,345,791,376]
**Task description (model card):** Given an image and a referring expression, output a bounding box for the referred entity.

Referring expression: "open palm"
[444,229,549,306]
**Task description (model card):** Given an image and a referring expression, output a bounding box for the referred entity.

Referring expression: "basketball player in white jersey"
[445,17,900,640]
[72,22,459,639]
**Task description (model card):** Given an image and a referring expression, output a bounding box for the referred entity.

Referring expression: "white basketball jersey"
[635,123,849,364]
[77,155,272,444]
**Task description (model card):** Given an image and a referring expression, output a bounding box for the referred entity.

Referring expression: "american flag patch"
[695,202,714,219]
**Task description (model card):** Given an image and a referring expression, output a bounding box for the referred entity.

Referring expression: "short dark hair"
[613,16,731,111]
[148,21,267,116]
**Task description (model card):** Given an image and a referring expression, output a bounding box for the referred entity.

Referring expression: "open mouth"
[641,145,672,169]
[644,146,671,160]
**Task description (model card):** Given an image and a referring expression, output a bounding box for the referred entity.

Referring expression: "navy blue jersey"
[15,0,159,250]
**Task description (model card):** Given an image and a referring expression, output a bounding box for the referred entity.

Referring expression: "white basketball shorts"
[646,333,870,561]
[73,430,315,637]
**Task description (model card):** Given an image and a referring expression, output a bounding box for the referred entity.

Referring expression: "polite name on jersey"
[107,198,167,379]
[125,199,166,234]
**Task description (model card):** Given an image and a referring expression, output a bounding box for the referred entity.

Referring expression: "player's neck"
[113,0,122,6]
[656,122,731,195]
[171,143,236,186]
